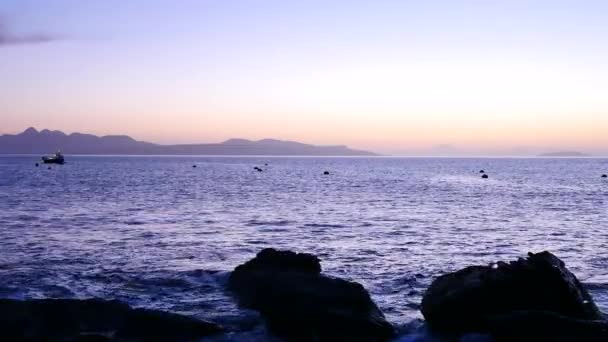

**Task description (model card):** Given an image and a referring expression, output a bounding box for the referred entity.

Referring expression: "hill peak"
[222,138,253,145]
[22,127,39,135]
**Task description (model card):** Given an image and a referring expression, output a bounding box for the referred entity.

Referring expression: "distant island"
[0,128,378,156]
[538,151,591,157]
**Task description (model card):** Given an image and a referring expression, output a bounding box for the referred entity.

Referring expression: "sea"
[1,156,607,340]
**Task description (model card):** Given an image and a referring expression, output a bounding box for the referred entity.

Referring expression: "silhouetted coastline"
[538,151,591,157]
[0,128,377,156]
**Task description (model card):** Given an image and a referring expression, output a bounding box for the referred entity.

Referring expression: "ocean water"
[1,156,607,340]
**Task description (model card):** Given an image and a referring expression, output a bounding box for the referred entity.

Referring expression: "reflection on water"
[1,156,607,335]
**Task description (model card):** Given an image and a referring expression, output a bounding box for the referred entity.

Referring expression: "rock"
[479,170,485,173]
[480,310,608,342]
[602,174,607,178]
[229,248,394,341]
[481,174,488,179]
[117,307,221,341]
[324,171,330,175]
[75,335,111,342]
[233,248,321,275]
[421,251,605,339]
[192,164,197,168]
[0,298,222,341]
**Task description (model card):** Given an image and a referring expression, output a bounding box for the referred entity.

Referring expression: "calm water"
[1,156,608,339]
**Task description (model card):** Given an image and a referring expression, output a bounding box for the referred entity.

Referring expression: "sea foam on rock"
[0,298,222,341]
[421,251,608,341]
[228,248,394,341]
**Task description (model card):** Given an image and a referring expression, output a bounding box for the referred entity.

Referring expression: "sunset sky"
[1,0,608,155]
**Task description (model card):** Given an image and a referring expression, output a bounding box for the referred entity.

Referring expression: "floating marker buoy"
[481,174,489,179]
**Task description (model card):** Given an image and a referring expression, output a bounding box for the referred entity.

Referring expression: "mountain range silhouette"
[0,128,377,156]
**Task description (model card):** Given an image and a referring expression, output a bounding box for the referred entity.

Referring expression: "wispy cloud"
[0,20,60,46]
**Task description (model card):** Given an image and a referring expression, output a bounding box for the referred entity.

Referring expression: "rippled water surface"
[1,156,608,338]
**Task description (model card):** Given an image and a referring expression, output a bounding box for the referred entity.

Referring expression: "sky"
[1,0,608,155]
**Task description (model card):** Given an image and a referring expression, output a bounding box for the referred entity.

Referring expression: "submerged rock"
[228,248,394,341]
[0,298,222,341]
[421,251,606,340]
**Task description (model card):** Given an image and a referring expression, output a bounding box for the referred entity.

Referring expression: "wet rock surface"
[228,248,394,341]
[0,298,222,341]
[421,251,608,340]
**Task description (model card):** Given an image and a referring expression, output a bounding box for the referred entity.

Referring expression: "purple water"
[1,156,607,340]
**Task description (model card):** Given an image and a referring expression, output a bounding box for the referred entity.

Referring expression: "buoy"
[479,170,485,173]
[323,171,330,175]
[192,165,197,168]
[602,174,607,178]
[481,174,488,179]
[35,163,39,167]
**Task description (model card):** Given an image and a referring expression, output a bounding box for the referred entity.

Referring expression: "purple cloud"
[0,20,59,46]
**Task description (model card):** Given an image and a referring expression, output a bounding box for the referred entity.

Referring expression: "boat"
[42,151,65,164]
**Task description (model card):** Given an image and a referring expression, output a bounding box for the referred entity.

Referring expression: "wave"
[245,219,292,226]
[584,282,608,290]
[124,220,146,225]
[303,223,346,228]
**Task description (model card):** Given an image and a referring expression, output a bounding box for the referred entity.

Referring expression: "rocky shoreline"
[1,248,607,341]
[0,298,222,341]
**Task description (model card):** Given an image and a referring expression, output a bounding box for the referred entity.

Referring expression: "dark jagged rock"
[234,248,322,275]
[0,298,222,341]
[229,248,394,341]
[421,251,606,339]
